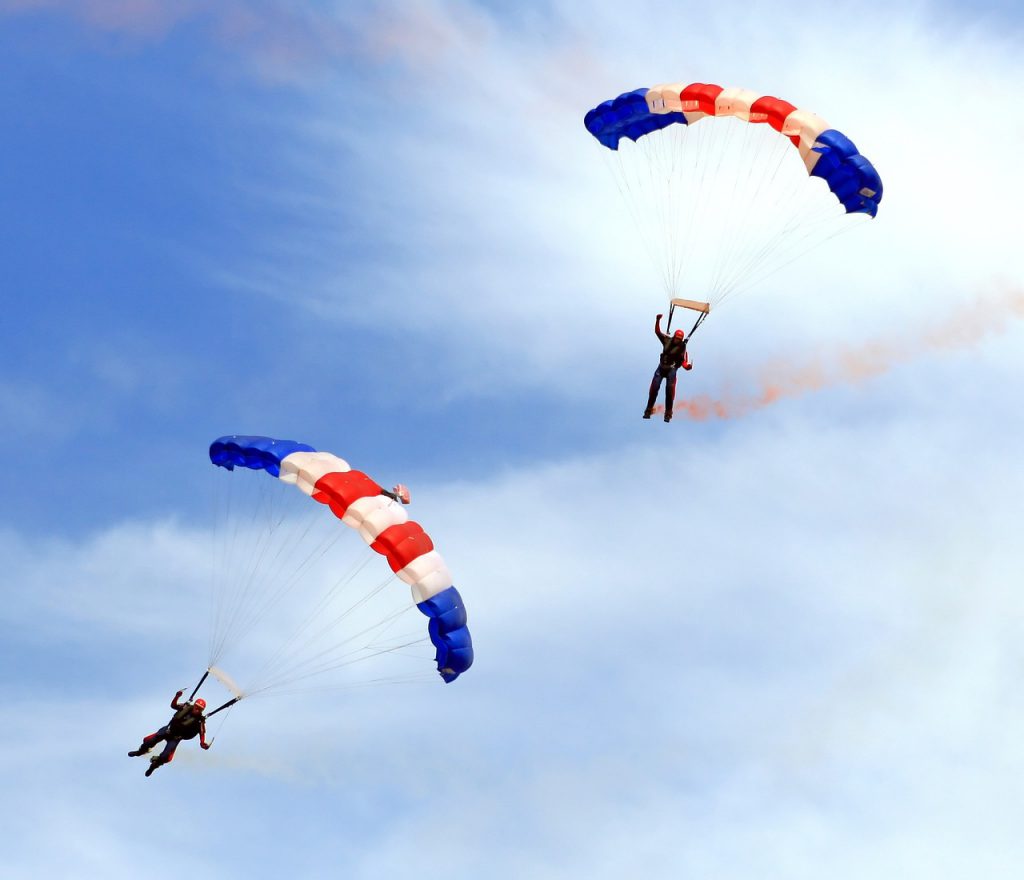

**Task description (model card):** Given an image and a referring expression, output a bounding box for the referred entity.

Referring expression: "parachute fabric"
[205,435,473,695]
[584,81,883,310]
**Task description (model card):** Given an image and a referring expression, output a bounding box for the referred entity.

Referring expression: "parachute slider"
[666,298,711,337]
[669,297,710,314]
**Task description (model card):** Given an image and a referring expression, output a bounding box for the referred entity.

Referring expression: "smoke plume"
[668,285,1024,420]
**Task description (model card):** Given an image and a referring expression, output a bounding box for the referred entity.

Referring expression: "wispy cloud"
[5,406,1024,876]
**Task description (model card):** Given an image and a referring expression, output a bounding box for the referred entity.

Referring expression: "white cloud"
[5,396,1024,876]
[5,2,1024,877]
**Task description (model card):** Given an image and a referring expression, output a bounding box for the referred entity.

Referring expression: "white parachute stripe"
[396,550,449,589]
[782,108,831,166]
[357,501,410,544]
[646,82,688,114]
[715,87,759,121]
[279,451,351,495]
[409,567,454,604]
[341,494,385,529]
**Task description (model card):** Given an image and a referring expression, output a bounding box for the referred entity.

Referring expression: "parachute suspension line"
[645,131,676,295]
[608,114,869,317]
[244,573,412,693]
[707,119,792,303]
[244,627,431,698]
[209,470,246,664]
[716,215,862,308]
[666,121,706,298]
[243,546,379,689]
[209,474,276,665]
[715,186,853,309]
[682,118,728,301]
[658,124,693,297]
[704,117,759,302]
[247,588,425,693]
[716,173,834,301]
[208,476,354,667]
[210,515,344,667]
[610,138,676,298]
[242,670,436,699]
[210,480,300,662]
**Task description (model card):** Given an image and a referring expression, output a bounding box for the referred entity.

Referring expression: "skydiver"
[380,483,411,504]
[128,689,211,777]
[643,313,692,422]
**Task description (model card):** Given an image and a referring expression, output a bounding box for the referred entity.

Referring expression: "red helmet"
[673,329,685,339]
[194,698,207,711]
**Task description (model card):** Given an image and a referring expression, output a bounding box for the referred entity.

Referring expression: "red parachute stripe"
[749,96,800,145]
[312,470,381,518]
[371,521,424,556]
[680,82,723,115]
[372,522,435,571]
[386,532,435,573]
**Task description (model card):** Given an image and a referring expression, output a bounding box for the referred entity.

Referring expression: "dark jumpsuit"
[133,693,206,767]
[645,315,692,420]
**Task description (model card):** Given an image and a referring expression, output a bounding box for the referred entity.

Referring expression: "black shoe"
[643,410,652,419]
[128,749,144,757]
[664,414,672,423]
[145,761,160,777]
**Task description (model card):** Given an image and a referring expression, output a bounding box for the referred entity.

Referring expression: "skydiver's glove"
[656,314,663,320]
[201,742,211,750]
[392,484,410,505]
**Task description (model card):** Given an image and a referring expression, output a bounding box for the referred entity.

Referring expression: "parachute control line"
[208,435,474,683]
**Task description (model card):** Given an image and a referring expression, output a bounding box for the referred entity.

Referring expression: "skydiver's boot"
[643,410,652,419]
[145,757,163,777]
[128,749,144,757]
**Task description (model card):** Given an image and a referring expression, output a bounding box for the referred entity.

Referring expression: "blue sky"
[2,1,1023,878]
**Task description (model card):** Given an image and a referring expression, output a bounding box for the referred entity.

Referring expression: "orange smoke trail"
[671,285,1024,421]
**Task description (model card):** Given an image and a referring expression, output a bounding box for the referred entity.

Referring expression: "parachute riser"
[188,670,209,702]
[688,311,708,339]
[666,298,711,340]
[207,696,241,718]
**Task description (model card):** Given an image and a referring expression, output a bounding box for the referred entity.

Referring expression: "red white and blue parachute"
[584,81,883,310]
[209,435,473,683]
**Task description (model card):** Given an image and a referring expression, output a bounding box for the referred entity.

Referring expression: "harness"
[168,704,203,740]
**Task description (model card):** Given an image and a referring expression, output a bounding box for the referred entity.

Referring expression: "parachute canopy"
[583,81,883,310]
[209,435,473,683]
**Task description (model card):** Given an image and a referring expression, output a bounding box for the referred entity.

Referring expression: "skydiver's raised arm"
[654,313,667,342]
[171,689,184,710]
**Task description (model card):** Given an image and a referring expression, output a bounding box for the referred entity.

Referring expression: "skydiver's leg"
[130,726,169,757]
[645,368,663,417]
[664,368,678,421]
[145,738,181,776]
